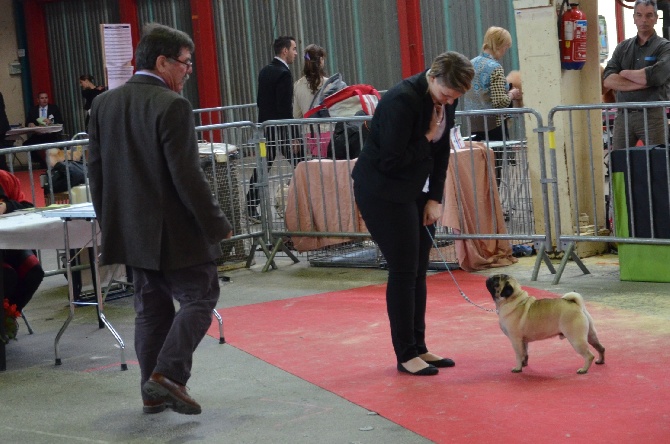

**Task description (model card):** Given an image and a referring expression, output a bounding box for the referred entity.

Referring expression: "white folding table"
[0,203,126,370]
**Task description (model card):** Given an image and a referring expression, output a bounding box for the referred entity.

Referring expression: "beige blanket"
[440,142,517,271]
[285,150,517,272]
[284,159,366,252]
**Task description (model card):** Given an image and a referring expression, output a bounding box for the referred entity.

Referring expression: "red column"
[614,1,625,43]
[396,0,425,78]
[118,0,140,57]
[190,0,222,126]
[24,0,53,106]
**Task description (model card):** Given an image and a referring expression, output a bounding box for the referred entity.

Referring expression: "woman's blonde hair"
[482,26,512,55]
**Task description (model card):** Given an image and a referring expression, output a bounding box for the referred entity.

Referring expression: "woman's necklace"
[434,103,444,125]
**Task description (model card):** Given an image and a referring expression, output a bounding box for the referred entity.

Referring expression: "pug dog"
[485,274,605,374]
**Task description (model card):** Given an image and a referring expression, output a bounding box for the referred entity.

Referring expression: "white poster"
[100,24,134,89]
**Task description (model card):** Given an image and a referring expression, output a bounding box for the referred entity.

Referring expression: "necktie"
[41,107,47,118]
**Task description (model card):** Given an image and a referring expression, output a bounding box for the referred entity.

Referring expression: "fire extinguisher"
[560,2,587,70]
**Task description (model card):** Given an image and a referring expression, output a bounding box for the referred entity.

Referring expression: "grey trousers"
[612,108,667,150]
[132,262,220,400]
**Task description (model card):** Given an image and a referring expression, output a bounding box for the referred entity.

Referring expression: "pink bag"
[305,131,332,158]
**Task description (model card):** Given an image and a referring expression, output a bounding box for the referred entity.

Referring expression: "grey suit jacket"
[88,74,232,270]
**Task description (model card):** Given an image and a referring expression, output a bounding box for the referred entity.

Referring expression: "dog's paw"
[577,368,588,374]
[511,367,522,373]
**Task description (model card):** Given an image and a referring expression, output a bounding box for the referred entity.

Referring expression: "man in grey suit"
[88,23,232,415]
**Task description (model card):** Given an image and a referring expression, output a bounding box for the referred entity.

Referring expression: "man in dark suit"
[23,92,64,168]
[88,23,232,415]
[246,35,298,222]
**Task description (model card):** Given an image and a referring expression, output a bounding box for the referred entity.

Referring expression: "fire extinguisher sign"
[574,20,588,61]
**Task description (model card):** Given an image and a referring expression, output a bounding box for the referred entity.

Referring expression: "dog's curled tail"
[562,292,585,309]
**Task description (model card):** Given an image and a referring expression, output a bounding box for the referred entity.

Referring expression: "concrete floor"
[1,252,668,443]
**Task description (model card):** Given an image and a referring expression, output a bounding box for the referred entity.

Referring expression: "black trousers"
[1,249,44,312]
[354,184,434,363]
[246,126,301,211]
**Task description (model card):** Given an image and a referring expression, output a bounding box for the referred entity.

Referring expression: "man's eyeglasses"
[169,57,193,68]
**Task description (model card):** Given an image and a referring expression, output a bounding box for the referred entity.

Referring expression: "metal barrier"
[257,112,553,274]
[547,101,670,283]
[450,108,554,278]
[195,121,272,270]
[14,105,645,283]
[260,117,372,271]
[194,104,257,127]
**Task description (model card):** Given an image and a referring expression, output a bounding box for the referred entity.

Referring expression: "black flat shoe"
[424,358,455,368]
[397,363,439,376]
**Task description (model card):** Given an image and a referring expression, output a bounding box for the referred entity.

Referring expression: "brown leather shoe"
[142,398,167,414]
[143,373,202,415]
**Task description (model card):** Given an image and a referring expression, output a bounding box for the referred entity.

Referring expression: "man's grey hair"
[634,0,658,13]
[135,23,195,71]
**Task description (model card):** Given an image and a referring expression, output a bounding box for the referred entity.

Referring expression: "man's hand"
[603,72,649,92]
[619,69,648,86]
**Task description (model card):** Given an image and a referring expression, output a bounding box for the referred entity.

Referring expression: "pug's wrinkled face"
[485,274,517,302]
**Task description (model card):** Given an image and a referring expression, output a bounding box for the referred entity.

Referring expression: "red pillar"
[614,1,625,43]
[396,0,425,78]
[23,0,53,106]
[190,0,222,125]
[118,0,141,58]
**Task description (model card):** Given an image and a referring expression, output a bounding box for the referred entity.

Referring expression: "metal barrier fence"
[547,101,670,283]
[259,117,376,271]
[259,111,553,274]
[194,104,257,127]
[11,102,670,284]
[194,121,275,270]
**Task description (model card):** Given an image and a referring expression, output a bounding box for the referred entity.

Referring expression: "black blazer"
[26,103,63,126]
[256,58,293,123]
[352,70,454,204]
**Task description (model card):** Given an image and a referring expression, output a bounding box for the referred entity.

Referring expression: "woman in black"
[79,74,107,129]
[352,52,474,376]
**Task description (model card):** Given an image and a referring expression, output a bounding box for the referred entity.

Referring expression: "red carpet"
[12,169,46,207]
[209,271,670,443]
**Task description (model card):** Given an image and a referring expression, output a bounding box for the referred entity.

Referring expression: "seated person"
[23,92,64,169]
[1,170,45,312]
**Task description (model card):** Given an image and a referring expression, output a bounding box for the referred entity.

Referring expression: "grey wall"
[40,0,519,134]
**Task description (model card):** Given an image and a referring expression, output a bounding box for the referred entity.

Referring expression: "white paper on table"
[450,125,466,152]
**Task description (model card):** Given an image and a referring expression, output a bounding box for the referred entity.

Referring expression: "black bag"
[327,122,362,160]
[48,161,86,193]
[326,112,371,160]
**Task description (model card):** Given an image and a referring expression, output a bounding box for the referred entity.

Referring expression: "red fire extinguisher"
[561,3,587,70]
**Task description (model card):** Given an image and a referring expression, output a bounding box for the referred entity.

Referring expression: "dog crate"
[307,226,459,270]
[200,143,250,265]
